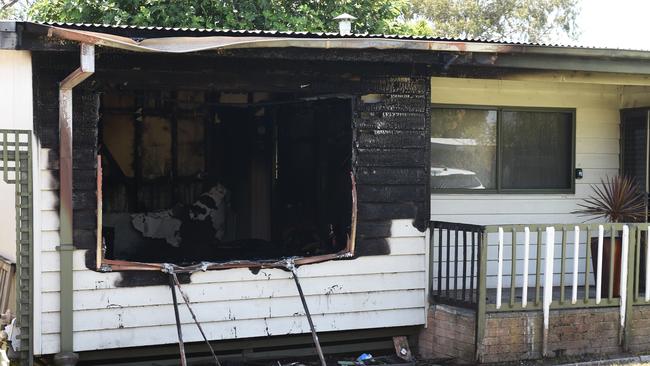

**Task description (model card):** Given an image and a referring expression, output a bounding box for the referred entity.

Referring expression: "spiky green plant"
[574,175,647,223]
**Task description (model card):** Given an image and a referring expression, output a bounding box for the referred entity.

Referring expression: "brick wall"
[629,306,650,352]
[480,311,542,363]
[418,305,476,364]
[479,308,621,363]
[548,308,620,357]
[418,304,628,364]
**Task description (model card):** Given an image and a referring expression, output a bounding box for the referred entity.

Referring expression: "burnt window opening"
[99,90,353,266]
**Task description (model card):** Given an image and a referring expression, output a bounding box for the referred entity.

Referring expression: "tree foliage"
[1,0,18,18]
[27,0,579,43]
[28,0,408,34]
[404,0,579,43]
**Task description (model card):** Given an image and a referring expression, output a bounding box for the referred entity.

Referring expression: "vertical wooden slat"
[446,229,450,298]
[585,226,592,303]
[522,227,530,308]
[470,231,476,303]
[609,224,616,301]
[619,225,630,344]
[572,226,580,304]
[475,230,488,362]
[536,228,543,306]
[542,226,556,357]
[510,228,517,308]
[437,227,442,296]
[596,225,604,304]
[454,229,459,298]
[462,230,467,301]
[624,226,636,350]
[646,227,650,302]
[634,226,641,302]
[560,227,567,304]
[428,226,435,300]
[497,227,504,310]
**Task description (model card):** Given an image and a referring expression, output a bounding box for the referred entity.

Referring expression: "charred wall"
[353,77,431,256]
[32,51,100,265]
[31,49,431,281]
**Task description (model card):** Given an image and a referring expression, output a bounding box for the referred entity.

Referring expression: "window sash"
[430,105,576,194]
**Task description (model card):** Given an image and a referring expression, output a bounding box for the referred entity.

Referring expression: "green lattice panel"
[0,130,33,366]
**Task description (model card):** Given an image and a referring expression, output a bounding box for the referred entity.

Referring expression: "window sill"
[99,250,354,272]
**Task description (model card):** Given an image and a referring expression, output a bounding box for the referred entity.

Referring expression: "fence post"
[475,229,488,363]
[623,225,636,350]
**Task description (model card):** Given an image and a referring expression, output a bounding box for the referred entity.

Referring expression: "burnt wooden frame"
[100,92,213,212]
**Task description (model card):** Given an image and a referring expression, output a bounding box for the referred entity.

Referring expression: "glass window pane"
[431,108,497,190]
[501,111,573,190]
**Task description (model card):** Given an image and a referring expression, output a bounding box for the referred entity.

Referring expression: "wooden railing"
[429,221,484,308]
[483,223,636,311]
[430,221,650,356]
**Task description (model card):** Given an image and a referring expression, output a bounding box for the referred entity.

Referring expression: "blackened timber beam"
[93,69,430,95]
[93,51,432,76]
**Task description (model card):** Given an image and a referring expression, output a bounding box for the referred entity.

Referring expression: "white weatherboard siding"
[36,208,426,353]
[0,50,33,263]
[0,50,41,351]
[429,77,650,289]
[430,77,622,226]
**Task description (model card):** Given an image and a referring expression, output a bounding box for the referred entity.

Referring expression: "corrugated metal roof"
[24,21,650,65]
[38,21,582,48]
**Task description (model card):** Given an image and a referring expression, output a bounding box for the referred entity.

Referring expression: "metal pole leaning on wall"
[287,260,327,366]
[168,274,187,366]
[57,43,95,362]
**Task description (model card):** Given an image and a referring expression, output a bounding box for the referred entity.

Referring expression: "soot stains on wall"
[32,49,430,287]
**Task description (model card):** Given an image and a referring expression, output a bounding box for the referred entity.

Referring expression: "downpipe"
[55,43,94,366]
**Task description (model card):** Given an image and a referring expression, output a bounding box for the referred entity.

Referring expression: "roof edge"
[12,21,650,64]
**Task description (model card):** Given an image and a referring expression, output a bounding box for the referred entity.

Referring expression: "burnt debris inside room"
[99,90,353,265]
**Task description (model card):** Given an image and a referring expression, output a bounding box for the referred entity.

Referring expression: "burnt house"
[1,22,431,364]
[6,20,650,366]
